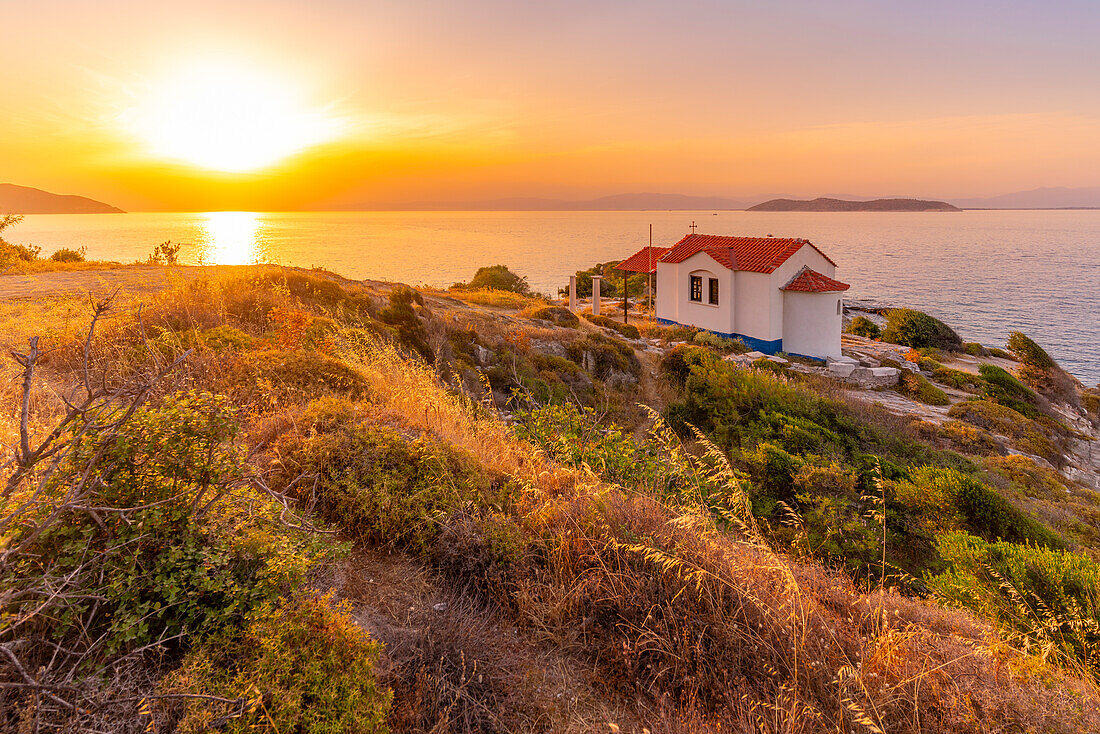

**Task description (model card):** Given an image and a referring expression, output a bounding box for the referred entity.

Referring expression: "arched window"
[836,299,842,315]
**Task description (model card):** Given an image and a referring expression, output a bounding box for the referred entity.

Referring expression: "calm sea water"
[9,210,1100,385]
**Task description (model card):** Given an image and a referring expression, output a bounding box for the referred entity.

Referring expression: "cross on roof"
[689,220,697,233]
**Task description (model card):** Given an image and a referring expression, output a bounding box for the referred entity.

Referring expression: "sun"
[125,58,344,173]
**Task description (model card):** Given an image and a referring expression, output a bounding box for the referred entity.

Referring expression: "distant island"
[748,197,960,212]
[0,183,123,214]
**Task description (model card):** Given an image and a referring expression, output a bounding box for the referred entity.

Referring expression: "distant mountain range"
[748,197,959,212]
[393,192,757,211]
[950,186,1100,209]
[0,184,123,214]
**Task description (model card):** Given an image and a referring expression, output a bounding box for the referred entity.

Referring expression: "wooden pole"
[623,273,628,323]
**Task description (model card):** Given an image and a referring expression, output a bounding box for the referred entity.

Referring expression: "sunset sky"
[4,0,1100,211]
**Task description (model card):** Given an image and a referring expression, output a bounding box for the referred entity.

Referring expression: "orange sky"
[4,0,1100,211]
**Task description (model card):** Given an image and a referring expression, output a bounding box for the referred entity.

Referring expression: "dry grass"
[432,287,547,310]
[3,258,125,274]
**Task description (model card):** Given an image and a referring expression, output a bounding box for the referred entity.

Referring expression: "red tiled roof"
[616,245,671,273]
[781,266,850,293]
[657,233,837,273]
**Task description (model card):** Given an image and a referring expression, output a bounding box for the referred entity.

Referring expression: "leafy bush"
[452,264,530,294]
[845,316,881,339]
[988,347,1015,360]
[948,400,1060,463]
[583,312,641,339]
[0,241,40,267]
[49,246,86,262]
[567,266,616,298]
[515,403,669,489]
[527,305,579,327]
[896,467,1062,547]
[1006,331,1078,404]
[566,332,641,381]
[2,391,316,666]
[165,594,391,732]
[693,329,748,353]
[962,342,984,356]
[931,533,1100,675]
[273,400,517,553]
[984,455,1070,501]
[896,373,950,406]
[378,285,434,362]
[881,308,962,351]
[659,344,716,387]
[227,349,371,404]
[978,363,1038,415]
[940,420,1003,456]
[931,366,980,391]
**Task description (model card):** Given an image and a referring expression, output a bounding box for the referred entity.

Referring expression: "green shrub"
[881,309,962,351]
[49,246,86,262]
[930,533,1100,674]
[515,403,669,489]
[747,441,801,498]
[227,349,370,404]
[988,347,1015,361]
[1006,331,1057,372]
[1,392,315,663]
[932,366,980,391]
[378,285,434,362]
[659,344,717,387]
[940,420,1003,456]
[1006,331,1078,404]
[845,316,881,339]
[896,373,950,406]
[567,332,641,381]
[978,363,1038,414]
[166,594,391,733]
[962,342,983,356]
[984,455,1070,501]
[918,356,944,372]
[0,240,41,267]
[452,264,530,294]
[948,400,1029,437]
[529,305,579,327]
[274,402,517,553]
[896,467,1061,547]
[583,312,641,339]
[693,330,749,353]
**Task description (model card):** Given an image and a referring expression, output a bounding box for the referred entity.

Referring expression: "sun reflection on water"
[199,211,264,265]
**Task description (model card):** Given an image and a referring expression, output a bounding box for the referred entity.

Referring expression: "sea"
[8,209,1100,386]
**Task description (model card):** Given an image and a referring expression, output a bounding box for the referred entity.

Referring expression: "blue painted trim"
[656,318,784,355]
[787,352,826,363]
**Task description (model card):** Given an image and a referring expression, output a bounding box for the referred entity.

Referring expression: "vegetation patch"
[882,308,962,351]
[931,533,1099,675]
[582,312,641,339]
[896,372,950,405]
[525,304,579,327]
[845,315,881,339]
[692,329,748,353]
[163,594,390,732]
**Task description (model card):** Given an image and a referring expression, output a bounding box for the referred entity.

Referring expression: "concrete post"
[568,275,577,311]
[591,276,602,316]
